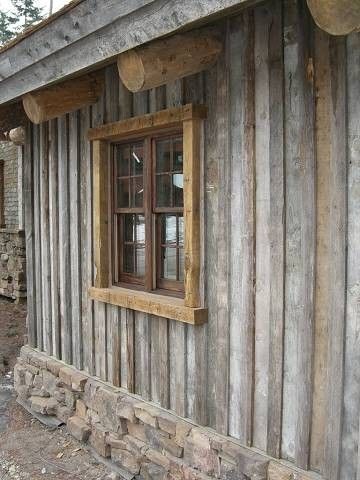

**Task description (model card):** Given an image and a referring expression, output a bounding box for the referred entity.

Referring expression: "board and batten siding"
[24,1,360,478]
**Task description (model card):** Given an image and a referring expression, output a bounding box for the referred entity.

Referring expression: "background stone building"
[0,140,26,302]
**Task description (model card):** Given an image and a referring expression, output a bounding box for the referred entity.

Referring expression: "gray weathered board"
[23,1,360,478]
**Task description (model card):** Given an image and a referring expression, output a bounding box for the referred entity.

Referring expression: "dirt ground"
[0,298,117,480]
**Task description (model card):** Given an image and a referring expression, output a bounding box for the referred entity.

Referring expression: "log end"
[117,49,145,93]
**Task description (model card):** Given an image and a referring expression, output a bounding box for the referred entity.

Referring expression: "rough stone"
[117,398,137,423]
[90,423,111,458]
[157,412,177,436]
[134,404,160,428]
[128,423,147,443]
[141,462,167,480]
[107,433,127,450]
[30,396,58,415]
[57,405,73,423]
[71,371,88,392]
[175,422,192,447]
[124,434,148,456]
[46,358,62,377]
[183,430,220,476]
[24,370,34,386]
[53,388,66,403]
[67,416,91,442]
[42,370,57,395]
[65,389,76,409]
[76,399,87,418]
[111,447,141,475]
[59,366,74,387]
[145,449,171,470]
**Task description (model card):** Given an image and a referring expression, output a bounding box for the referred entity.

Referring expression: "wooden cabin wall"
[24,0,360,478]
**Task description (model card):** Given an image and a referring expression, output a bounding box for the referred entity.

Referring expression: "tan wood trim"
[93,140,110,288]
[88,104,207,141]
[89,286,207,325]
[183,118,201,307]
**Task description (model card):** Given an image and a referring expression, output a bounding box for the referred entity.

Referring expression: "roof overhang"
[0,0,260,106]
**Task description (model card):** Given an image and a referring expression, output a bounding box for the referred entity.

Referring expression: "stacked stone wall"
[0,229,26,301]
[0,141,19,229]
[15,346,273,480]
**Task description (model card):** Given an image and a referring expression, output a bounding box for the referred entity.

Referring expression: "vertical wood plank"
[126,309,135,393]
[40,123,52,355]
[215,20,230,437]
[340,32,360,480]
[109,305,121,387]
[184,72,207,425]
[94,300,107,380]
[282,0,316,468]
[166,79,187,417]
[58,115,72,364]
[311,31,347,479]
[203,63,219,430]
[49,119,60,358]
[33,124,43,351]
[24,122,37,348]
[93,140,109,288]
[228,12,255,444]
[80,106,94,374]
[158,318,170,409]
[253,0,285,458]
[69,111,82,369]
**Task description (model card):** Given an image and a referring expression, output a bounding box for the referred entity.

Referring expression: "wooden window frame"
[89,104,207,324]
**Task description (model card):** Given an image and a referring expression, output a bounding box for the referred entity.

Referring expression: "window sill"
[89,286,207,325]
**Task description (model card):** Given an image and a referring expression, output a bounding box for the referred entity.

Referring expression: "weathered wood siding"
[24,1,360,477]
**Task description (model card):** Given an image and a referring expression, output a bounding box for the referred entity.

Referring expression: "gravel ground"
[0,298,118,480]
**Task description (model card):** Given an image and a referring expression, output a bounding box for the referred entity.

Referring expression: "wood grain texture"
[39,123,52,355]
[340,31,360,480]
[215,21,230,437]
[311,30,346,479]
[253,0,285,458]
[69,111,83,369]
[282,0,316,469]
[80,106,95,375]
[33,125,43,351]
[24,122,37,347]
[228,12,255,445]
[48,119,61,358]
[58,115,72,364]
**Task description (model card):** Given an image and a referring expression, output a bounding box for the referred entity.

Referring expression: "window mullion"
[144,136,153,291]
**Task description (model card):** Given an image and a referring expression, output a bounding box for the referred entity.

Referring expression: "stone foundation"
[14,347,316,480]
[0,228,26,301]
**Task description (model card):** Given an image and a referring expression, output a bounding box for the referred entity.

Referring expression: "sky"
[0,0,69,16]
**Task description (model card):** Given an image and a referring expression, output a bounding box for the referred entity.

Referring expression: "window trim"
[89,103,207,323]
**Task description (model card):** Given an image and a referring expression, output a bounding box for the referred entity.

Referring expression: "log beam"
[117,28,222,92]
[8,127,25,145]
[23,71,104,124]
[0,102,27,134]
[307,0,360,35]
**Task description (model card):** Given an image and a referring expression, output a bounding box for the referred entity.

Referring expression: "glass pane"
[164,215,177,245]
[124,214,135,242]
[156,140,171,173]
[131,143,144,175]
[116,145,130,177]
[178,215,184,245]
[136,215,145,243]
[172,174,183,207]
[178,248,184,282]
[156,174,171,207]
[162,247,177,280]
[123,245,134,273]
[135,246,145,276]
[131,177,143,208]
[173,138,183,172]
[117,179,129,208]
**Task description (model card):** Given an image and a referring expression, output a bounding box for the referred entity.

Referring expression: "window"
[112,134,184,294]
[89,104,207,324]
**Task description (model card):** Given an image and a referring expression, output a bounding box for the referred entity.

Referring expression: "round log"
[117,28,222,92]
[307,0,360,35]
[0,102,27,134]
[23,71,104,124]
[8,127,25,145]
